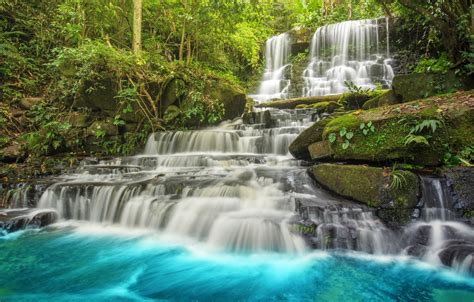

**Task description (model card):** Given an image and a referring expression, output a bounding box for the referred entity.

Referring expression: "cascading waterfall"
[402,177,474,274]
[250,33,292,102]
[303,18,395,96]
[3,106,472,274]
[37,109,319,253]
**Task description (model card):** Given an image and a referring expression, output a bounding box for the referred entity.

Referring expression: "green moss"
[322,114,360,137]
[338,92,372,110]
[296,104,309,109]
[311,164,419,211]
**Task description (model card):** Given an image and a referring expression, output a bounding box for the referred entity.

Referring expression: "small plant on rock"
[360,121,375,136]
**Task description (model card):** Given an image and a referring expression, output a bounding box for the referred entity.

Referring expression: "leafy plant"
[360,121,376,136]
[389,169,407,190]
[328,127,354,150]
[414,53,452,73]
[404,119,442,146]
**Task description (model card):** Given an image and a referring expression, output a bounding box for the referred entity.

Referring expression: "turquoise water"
[1,224,473,302]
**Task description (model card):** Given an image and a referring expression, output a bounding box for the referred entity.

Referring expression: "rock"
[310,164,420,225]
[289,117,332,161]
[161,78,185,109]
[0,143,23,163]
[86,120,118,137]
[369,63,384,79]
[64,112,91,128]
[362,90,401,110]
[338,92,371,110]
[70,79,119,111]
[209,80,246,121]
[256,94,342,109]
[438,244,474,273]
[18,97,43,110]
[311,101,342,114]
[391,71,471,102]
[290,90,474,166]
[308,141,334,160]
[442,167,474,222]
[242,110,274,128]
[0,209,57,234]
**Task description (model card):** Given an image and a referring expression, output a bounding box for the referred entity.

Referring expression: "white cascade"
[303,18,395,96]
[250,33,292,102]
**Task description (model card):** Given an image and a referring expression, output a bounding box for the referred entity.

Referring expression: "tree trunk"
[186,35,192,64]
[179,23,186,61]
[132,0,142,54]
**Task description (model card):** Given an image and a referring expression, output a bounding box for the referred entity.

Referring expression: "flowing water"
[303,18,395,96]
[1,109,474,300]
[250,33,292,102]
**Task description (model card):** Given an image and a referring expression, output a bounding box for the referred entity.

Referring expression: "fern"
[389,170,407,190]
[409,119,441,134]
[404,134,430,146]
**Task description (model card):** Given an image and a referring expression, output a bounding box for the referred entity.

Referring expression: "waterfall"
[250,33,292,102]
[303,18,395,96]
[401,177,474,274]
[37,109,320,253]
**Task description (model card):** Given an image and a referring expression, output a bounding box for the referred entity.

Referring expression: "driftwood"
[255,94,342,109]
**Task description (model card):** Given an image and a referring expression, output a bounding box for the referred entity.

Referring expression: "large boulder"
[290,90,474,166]
[209,80,246,121]
[311,164,420,225]
[391,72,472,102]
[289,117,332,161]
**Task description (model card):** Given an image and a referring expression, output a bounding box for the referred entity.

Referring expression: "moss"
[296,104,309,109]
[362,90,401,110]
[289,117,333,161]
[338,92,372,110]
[322,113,360,137]
[311,101,342,113]
[311,164,419,212]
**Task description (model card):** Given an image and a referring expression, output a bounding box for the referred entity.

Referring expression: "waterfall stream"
[250,33,292,102]
[303,18,395,96]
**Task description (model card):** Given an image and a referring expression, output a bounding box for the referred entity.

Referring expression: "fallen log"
[255,94,342,109]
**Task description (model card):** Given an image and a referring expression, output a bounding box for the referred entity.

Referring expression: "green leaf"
[342,140,350,150]
[360,123,365,129]
[328,133,337,143]
[363,129,369,136]
[346,132,354,139]
[370,126,375,132]
[339,128,347,137]
[367,121,372,127]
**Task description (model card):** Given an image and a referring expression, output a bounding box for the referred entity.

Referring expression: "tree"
[378,0,471,63]
[132,0,142,53]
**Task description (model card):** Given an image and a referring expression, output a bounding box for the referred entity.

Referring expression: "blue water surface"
[0,223,473,302]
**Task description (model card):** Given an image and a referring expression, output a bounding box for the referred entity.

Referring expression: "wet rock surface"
[0,209,57,234]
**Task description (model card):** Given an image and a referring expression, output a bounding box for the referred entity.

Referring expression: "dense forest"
[1,0,471,165]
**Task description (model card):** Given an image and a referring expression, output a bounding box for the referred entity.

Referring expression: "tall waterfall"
[303,18,395,96]
[251,33,292,102]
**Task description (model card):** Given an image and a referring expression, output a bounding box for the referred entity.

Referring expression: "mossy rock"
[289,117,333,161]
[311,164,420,225]
[391,71,470,102]
[86,120,118,137]
[208,80,246,121]
[362,90,401,110]
[311,101,342,114]
[161,78,185,109]
[291,90,474,166]
[338,92,371,110]
[72,78,119,111]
